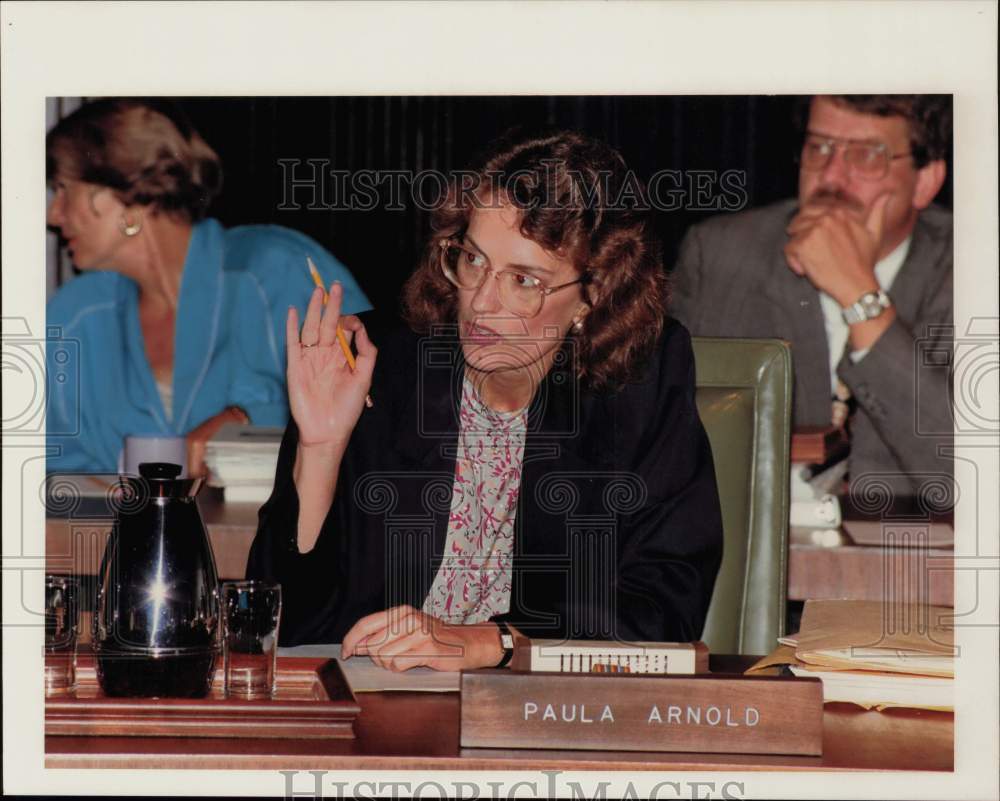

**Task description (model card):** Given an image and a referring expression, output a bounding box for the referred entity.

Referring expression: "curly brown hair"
[402,128,669,392]
[46,99,222,222]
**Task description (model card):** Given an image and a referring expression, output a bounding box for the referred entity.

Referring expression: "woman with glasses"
[248,129,723,671]
[45,99,370,476]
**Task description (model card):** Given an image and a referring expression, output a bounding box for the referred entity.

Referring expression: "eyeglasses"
[799,133,913,180]
[438,238,585,319]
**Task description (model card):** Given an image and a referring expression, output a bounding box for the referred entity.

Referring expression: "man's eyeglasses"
[799,133,912,180]
[438,238,585,319]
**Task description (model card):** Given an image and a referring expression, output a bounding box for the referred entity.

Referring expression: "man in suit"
[672,95,953,502]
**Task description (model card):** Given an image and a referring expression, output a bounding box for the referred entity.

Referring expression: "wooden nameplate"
[460,669,823,756]
[46,654,360,739]
[791,425,849,465]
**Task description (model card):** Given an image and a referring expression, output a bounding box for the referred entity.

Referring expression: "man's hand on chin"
[784,192,896,351]
[784,192,890,305]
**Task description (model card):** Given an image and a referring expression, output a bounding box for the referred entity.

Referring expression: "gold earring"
[119,213,143,237]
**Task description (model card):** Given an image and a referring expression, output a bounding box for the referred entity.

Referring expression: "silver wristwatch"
[495,620,514,668]
[841,289,892,325]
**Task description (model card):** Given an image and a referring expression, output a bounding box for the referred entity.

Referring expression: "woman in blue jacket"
[45,99,370,474]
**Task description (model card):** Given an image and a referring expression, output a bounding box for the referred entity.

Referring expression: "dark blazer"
[672,199,954,501]
[246,313,723,646]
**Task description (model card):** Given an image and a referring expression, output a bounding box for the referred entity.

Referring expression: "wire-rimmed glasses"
[438,238,585,319]
[799,133,913,180]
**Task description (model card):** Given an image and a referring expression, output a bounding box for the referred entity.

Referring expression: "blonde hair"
[47,99,222,222]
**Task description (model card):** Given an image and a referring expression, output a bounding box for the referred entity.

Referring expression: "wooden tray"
[46,654,360,739]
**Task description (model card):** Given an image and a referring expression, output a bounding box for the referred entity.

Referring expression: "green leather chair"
[692,337,793,655]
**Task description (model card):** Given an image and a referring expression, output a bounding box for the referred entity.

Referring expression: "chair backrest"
[692,337,793,655]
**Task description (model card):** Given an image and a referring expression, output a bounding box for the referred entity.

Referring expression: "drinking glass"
[45,575,79,696]
[222,581,282,699]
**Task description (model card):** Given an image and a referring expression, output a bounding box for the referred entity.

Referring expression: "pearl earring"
[119,213,143,237]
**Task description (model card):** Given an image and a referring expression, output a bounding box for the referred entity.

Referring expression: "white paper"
[278,643,459,692]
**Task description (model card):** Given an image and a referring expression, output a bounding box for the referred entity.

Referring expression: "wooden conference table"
[45,490,954,772]
[787,525,954,607]
[45,493,956,606]
[45,654,953,771]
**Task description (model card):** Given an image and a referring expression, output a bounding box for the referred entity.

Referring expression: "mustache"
[806,188,866,214]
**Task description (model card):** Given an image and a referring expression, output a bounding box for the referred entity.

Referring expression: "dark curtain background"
[169,96,952,316]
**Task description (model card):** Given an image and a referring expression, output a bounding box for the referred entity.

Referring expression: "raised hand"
[341,605,502,672]
[286,282,376,449]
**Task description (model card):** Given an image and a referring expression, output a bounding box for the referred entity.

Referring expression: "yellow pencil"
[306,257,373,408]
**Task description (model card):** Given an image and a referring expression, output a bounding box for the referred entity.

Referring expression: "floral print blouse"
[422,376,527,624]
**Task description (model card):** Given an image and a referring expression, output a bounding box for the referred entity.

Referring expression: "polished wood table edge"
[44,654,954,775]
[789,542,955,557]
[46,753,930,772]
[45,657,953,773]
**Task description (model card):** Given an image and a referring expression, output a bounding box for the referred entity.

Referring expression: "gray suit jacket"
[671,199,954,502]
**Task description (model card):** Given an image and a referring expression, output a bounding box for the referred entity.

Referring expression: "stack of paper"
[749,600,954,711]
[204,423,283,503]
